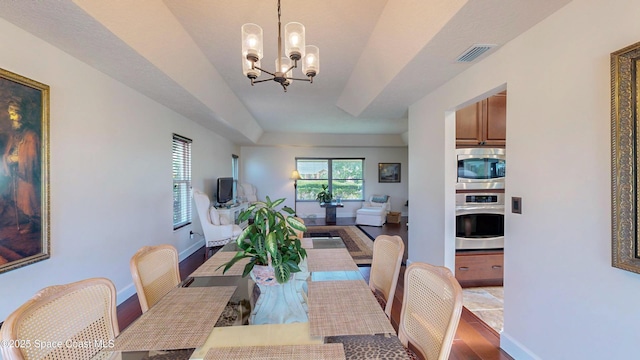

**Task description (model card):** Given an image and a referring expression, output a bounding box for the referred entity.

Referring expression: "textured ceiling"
[0,0,572,145]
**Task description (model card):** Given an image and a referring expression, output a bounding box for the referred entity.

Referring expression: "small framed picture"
[378,163,401,183]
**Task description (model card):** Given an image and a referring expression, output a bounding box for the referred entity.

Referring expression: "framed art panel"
[0,68,50,274]
[378,163,401,183]
[611,41,640,274]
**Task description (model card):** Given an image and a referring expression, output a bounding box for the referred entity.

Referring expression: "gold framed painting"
[611,42,640,274]
[0,68,50,274]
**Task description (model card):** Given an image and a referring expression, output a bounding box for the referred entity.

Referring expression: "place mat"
[190,251,250,277]
[114,287,235,351]
[301,237,314,248]
[326,335,410,360]
[303,226,373,265]
[203,344,345,360]
[308,280,396,337]
[307,248,359,272]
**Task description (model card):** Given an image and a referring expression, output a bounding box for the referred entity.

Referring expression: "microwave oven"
[456,148,505,190]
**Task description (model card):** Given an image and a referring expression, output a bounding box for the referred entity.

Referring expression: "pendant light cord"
[276,0,282,70]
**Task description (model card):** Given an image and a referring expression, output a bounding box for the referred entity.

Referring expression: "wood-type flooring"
[117,216,513,360]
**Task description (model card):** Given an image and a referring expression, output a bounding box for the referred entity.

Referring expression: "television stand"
[216,202,249,229]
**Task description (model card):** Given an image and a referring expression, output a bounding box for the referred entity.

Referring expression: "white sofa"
[356,195,391,226]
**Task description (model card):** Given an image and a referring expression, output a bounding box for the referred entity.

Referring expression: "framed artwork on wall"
[378,163,401,183]
[0,68,50,274]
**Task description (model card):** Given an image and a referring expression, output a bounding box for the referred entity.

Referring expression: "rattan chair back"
[292,216,305,240]
[369,235,404,318]
[398,262,463,360]
[130,244,180,313]
[0,277,119,360]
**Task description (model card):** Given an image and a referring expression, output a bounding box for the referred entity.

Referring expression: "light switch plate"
[512,197,522,214]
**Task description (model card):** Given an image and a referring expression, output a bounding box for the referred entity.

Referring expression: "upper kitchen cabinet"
[456,92,506,147]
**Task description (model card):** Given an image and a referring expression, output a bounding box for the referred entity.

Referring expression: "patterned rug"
[303,225,374,265]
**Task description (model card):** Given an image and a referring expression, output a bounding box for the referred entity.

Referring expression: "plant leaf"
[286,216,307,232]
[274,264,291,284]
[217,251,249,273]
[270,198,285,208]
[282,206,295,214]
[265,232,278,259]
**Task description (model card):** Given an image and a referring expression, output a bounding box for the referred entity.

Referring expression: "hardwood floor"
[116,216,513,360]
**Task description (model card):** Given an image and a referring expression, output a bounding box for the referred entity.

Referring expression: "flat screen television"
[216,177,234,204]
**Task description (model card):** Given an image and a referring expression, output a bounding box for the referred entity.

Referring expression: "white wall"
[408,0,640,358]
[240,146,408,219]
[0,18,237,322]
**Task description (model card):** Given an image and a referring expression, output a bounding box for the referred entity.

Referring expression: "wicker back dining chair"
[292,216,305,240]
[398,262,463,360]
[369,235,404,318]
[0,277,119,360]
[130,244,181,313]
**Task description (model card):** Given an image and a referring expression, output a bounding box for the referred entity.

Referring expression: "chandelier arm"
[284,64,297,73]
[252,78,276,84]
[288,77,312,82]
[253,65,276,77]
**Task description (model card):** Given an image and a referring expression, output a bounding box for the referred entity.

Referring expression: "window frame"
[295,157,365,201]
[172,134,192,230]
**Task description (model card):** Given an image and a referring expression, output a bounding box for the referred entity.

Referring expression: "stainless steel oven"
[457,148,505,190]
[455,193,504,250]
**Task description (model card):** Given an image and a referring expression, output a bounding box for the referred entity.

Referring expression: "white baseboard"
[500,331,541,360]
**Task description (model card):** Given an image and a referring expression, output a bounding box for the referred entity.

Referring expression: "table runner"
[203,343,346,359]
[190,251,250,277]
[308,280,396,337]
[113,286,235,351]
[306,248,359,272]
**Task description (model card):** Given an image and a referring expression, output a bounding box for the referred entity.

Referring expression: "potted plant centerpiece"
[315,184,333,204]
[220,196,307,284]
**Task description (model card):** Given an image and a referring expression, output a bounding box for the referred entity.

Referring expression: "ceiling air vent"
[456,44,496,62]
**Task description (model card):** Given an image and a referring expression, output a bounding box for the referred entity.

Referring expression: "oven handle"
[456,208,504,216]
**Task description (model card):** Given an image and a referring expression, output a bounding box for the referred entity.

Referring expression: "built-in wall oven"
[457,148,505,190]
[455,192,504,250]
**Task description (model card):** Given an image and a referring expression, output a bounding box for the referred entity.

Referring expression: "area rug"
[303,226,374,265]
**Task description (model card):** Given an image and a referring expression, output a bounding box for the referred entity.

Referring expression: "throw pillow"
[371,195,389,203]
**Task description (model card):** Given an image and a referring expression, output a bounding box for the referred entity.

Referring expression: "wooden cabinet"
[456,92,506,147]
[455,250,504,288]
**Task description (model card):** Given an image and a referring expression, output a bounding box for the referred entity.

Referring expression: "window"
[232,154,239,199]
[295,158,364,201]
[172,134,192,230]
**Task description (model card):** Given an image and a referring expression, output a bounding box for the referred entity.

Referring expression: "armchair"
[193,189,242,248]
[237,183,258,203]
[355,195,391,226]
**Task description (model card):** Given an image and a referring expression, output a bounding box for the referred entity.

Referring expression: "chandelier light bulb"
[285,22,305,61]
[302,45,320,78]
[242,55,261,79]
[241,23,263,62]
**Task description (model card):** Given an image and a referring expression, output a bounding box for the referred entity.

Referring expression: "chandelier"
[241,0,320,92]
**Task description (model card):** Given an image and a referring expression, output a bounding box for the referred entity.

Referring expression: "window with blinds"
[172,134,192,230]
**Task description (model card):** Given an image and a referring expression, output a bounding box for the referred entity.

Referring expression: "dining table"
[93,237,409,360]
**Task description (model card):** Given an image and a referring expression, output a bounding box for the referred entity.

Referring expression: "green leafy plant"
[315,184,333,204]
[220,196,307,284]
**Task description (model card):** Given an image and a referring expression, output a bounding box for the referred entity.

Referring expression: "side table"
[320,203,344,224]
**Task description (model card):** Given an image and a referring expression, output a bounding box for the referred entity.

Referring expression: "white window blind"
[172,134,192,230]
